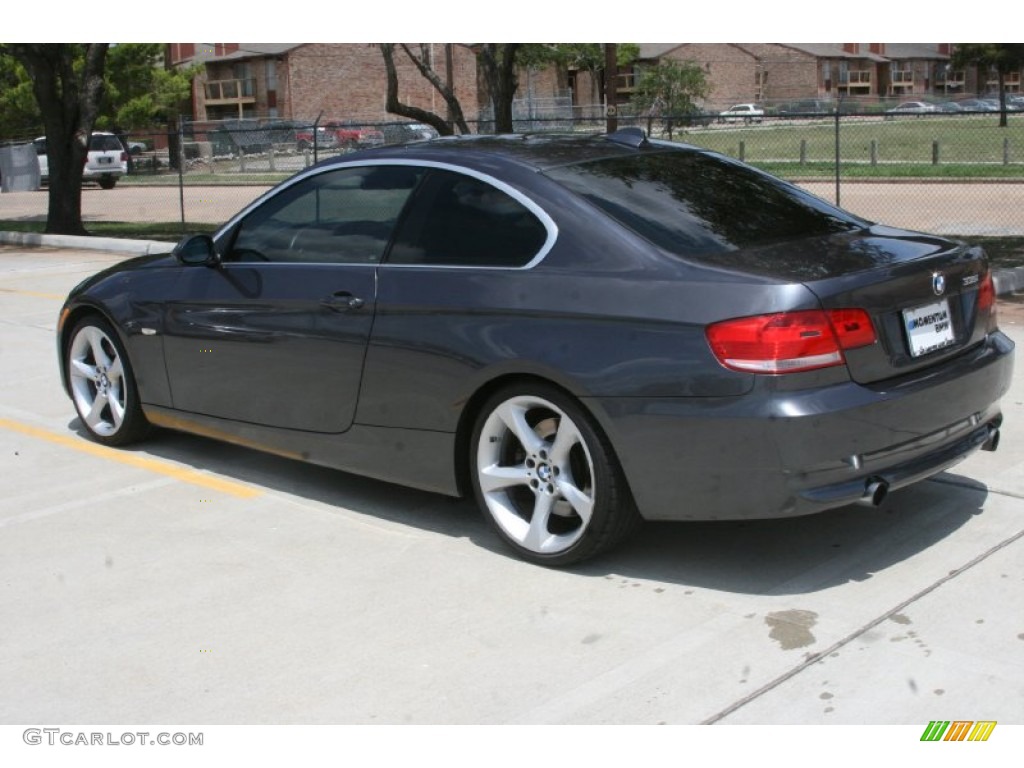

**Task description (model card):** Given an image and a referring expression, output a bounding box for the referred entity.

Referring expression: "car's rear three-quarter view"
[57,129,1015,566]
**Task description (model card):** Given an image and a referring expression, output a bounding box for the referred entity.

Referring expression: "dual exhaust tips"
[857,426,1000,508]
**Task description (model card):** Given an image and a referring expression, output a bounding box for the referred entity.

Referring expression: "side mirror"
[173,234,219,267]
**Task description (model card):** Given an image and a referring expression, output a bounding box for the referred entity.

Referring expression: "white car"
[35,132,129,189]
[719,103,764,123]
[886,101,936,115]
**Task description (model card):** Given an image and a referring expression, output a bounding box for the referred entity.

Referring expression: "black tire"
[470,383,640,566]
[99,177,116,189]
[66,316,149,446]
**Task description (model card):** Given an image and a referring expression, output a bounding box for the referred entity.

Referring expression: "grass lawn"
[0,220,217,243]
[671,114,1024,179]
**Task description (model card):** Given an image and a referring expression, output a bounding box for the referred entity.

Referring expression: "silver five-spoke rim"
[68,325,127,437]
[477,396,596,554]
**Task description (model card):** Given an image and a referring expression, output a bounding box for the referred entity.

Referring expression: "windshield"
[544,150,865,260]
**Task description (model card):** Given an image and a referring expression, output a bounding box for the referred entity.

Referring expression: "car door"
[162,164,424,433]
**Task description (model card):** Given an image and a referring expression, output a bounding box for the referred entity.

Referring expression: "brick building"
[617,43,1020,111]
[167,43,564,126]
[166,43,1023,127]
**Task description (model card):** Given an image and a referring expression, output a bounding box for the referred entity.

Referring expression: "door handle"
[320,292,365,312]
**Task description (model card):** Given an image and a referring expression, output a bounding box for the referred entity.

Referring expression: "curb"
[3,230,1024,298]
[0,231,172,255]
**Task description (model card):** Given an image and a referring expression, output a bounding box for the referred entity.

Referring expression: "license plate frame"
[903,298,955,358]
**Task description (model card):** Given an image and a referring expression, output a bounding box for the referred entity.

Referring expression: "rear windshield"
[89,134,123,152]
[544,150,864,258]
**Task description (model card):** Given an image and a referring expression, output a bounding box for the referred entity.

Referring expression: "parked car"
[34,132,129,189]
[886,101,936,115]
[719,103,764,123]
[677,108,716,128]
[260,119,307,146]
[382,122,441,145]
[56,129,1014,566]
[208,120,273,156]
[775,100,832,116]
[953,99,999,112]
[933,102,963,113]
[296,121,385,151]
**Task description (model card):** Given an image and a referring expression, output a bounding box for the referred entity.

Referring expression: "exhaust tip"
[862,478,889,507]
[982,427,1000,452]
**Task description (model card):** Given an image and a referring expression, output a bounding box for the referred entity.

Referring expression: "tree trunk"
[7,44,109,236]
[479,44,520,134]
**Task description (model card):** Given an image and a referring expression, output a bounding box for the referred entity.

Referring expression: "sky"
[7,3,1000,45]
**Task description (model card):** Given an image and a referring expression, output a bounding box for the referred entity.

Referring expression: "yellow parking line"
[0,287,65,300]
[0,417,262,499]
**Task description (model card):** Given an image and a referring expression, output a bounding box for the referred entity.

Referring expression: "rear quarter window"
[388,169,549,268]
[544,151,863,260]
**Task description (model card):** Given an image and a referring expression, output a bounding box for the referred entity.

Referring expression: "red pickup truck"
[295,121,385,151]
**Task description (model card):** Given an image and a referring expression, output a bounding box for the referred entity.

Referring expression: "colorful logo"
[921,721,997,742]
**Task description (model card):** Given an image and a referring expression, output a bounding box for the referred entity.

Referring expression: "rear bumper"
[587,331,1015,521]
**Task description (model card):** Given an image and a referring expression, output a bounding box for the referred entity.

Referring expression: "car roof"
[315,132,693,175]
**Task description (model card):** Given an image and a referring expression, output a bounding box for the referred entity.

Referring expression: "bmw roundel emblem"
[932,272,946,296]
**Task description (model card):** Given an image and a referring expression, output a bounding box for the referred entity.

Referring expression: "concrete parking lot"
[1,244,1022,727]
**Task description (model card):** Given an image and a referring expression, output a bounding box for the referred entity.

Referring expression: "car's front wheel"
[66,317,149,446]
[471,385,639,566]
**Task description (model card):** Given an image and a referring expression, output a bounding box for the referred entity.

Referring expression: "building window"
[266,59,277,91]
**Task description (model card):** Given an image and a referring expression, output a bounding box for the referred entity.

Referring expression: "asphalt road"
[1,244,1022,735]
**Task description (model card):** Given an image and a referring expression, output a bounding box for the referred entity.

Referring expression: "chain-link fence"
[6,109,1024,238]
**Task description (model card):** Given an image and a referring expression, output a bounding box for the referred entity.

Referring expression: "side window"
[388,170,548,267]
[227,165,423,264]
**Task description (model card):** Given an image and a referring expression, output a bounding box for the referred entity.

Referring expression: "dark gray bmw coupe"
[58,129,1014,565]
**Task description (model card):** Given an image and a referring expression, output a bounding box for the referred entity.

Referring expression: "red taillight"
[706,309,876,374]
[978,271,998,332]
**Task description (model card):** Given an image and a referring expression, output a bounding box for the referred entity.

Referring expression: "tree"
[3,44,109,235]
[518,44,640,106]
[0,55,41,140]
[952,44,1024,127]
[378,43,522,135]
[379,44,470,136]
[380,43,640,136]
[102,43,196,131]
[477,44,521,133]
[630,59,711,140]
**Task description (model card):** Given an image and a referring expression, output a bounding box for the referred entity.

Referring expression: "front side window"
[388,170,549,268]
[227,165,423,264]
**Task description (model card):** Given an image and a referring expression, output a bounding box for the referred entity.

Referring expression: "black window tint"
[89,135,123,151]
[544,151,863,259]
[389,170,548,267]
[227,165,423,264]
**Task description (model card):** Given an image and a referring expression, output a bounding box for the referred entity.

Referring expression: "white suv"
[35,132,129,189]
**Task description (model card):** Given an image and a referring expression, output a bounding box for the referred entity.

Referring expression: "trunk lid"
[766,225,995,385]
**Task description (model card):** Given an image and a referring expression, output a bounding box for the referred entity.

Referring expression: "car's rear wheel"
[99,177,116,189]
[471,385,639,566]
[67,317,149,446]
